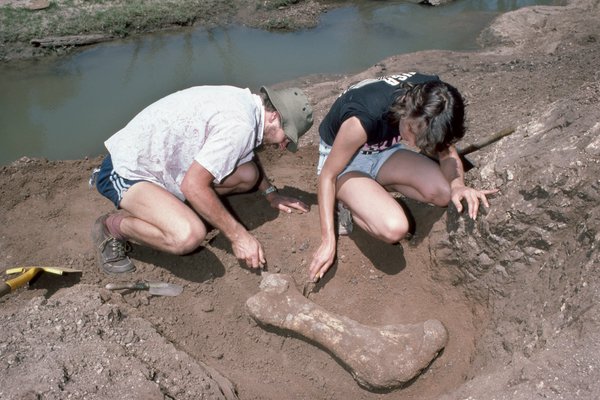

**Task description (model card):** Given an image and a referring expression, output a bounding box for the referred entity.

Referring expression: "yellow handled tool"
[0,266,82,298]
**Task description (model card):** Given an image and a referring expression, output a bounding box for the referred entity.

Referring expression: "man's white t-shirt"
[105,86,264,201]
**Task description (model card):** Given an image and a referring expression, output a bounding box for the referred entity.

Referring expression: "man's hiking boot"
[92,214,135,274]
[337,202,353,236]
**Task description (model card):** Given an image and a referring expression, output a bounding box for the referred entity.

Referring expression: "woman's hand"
[451,185,499,219]
[309,239,336,282]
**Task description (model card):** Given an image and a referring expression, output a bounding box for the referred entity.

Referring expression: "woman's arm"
[438,145,498,219]
[309,117,367,281]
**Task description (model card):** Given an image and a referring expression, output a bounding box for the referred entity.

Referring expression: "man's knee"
[218,162,259,194]
[239,162,260,190]
[165,222,206,255]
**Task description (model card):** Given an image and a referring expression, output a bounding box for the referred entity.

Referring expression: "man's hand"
[182,162,267,269]
[451,185,499,220]
[231,229,266,269]
[267,193,309,214]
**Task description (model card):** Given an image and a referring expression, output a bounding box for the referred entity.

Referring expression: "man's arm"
[181,161,265,268]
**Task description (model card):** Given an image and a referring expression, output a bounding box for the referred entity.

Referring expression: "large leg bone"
[246,273,448,391]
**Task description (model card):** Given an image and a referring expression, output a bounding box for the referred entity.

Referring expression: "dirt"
[1,0,599,399]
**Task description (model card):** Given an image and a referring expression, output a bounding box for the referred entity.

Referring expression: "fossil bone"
[246,273,448,390]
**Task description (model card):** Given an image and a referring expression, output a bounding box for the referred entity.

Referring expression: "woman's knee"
[354,214,410,244]
[423,183,451,207]
[375,217,410,244]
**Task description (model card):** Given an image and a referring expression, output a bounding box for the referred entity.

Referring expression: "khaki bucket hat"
[260,86,313,152]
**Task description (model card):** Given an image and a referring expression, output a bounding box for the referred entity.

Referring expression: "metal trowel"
[105,281,183,297]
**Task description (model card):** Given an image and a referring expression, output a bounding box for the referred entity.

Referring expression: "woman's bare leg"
[376,149,451,207]
[337,172,410,243]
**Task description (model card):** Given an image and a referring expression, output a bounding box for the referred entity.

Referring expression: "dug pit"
[246,272,450,390]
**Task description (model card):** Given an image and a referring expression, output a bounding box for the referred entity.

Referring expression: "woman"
[309,72,497,282]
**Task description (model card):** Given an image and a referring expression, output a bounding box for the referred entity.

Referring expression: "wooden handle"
[0,282,11,298]
[458,127,515,156]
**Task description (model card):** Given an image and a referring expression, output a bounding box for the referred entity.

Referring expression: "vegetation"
[259,0,301,10]
[0,0,235,45]
[0,0,320,60]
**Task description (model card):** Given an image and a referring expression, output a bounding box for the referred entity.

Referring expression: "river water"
[0,0,562,165]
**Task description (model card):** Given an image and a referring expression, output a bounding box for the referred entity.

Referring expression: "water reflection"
[0,0,563,165]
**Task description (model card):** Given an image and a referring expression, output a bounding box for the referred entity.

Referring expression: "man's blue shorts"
[93,155,142,208]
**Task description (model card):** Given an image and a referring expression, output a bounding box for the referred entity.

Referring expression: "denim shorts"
[91,155,143,208]
[317,139,407,179]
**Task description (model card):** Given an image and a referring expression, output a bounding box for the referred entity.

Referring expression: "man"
[92,85,313,273]
[309,72,497,282]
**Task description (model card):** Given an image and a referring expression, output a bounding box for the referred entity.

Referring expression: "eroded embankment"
[434,81,600,399]
[427,1,600,398]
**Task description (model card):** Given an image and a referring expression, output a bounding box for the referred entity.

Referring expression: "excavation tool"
[430,126,516,171]
[302,280,317,298]
[105,281,183,297]
[0,266,83,298]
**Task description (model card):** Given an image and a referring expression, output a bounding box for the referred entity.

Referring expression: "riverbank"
[0,0,329,62]
[1,0,599,399]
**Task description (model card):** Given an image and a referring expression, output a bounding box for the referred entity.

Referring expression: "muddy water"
[0,0,562,165]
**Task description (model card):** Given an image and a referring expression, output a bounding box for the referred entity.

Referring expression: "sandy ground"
[1,0,599,399]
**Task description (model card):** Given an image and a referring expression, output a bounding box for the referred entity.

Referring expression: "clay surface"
[1,1,599,399]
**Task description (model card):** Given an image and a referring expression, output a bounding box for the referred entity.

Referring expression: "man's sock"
[105,213,126,240]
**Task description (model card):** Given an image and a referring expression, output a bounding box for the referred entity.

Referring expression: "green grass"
[263,17,297,31]
[0,5,54,42]
[259,0,300,11]
[0,0,233,45]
